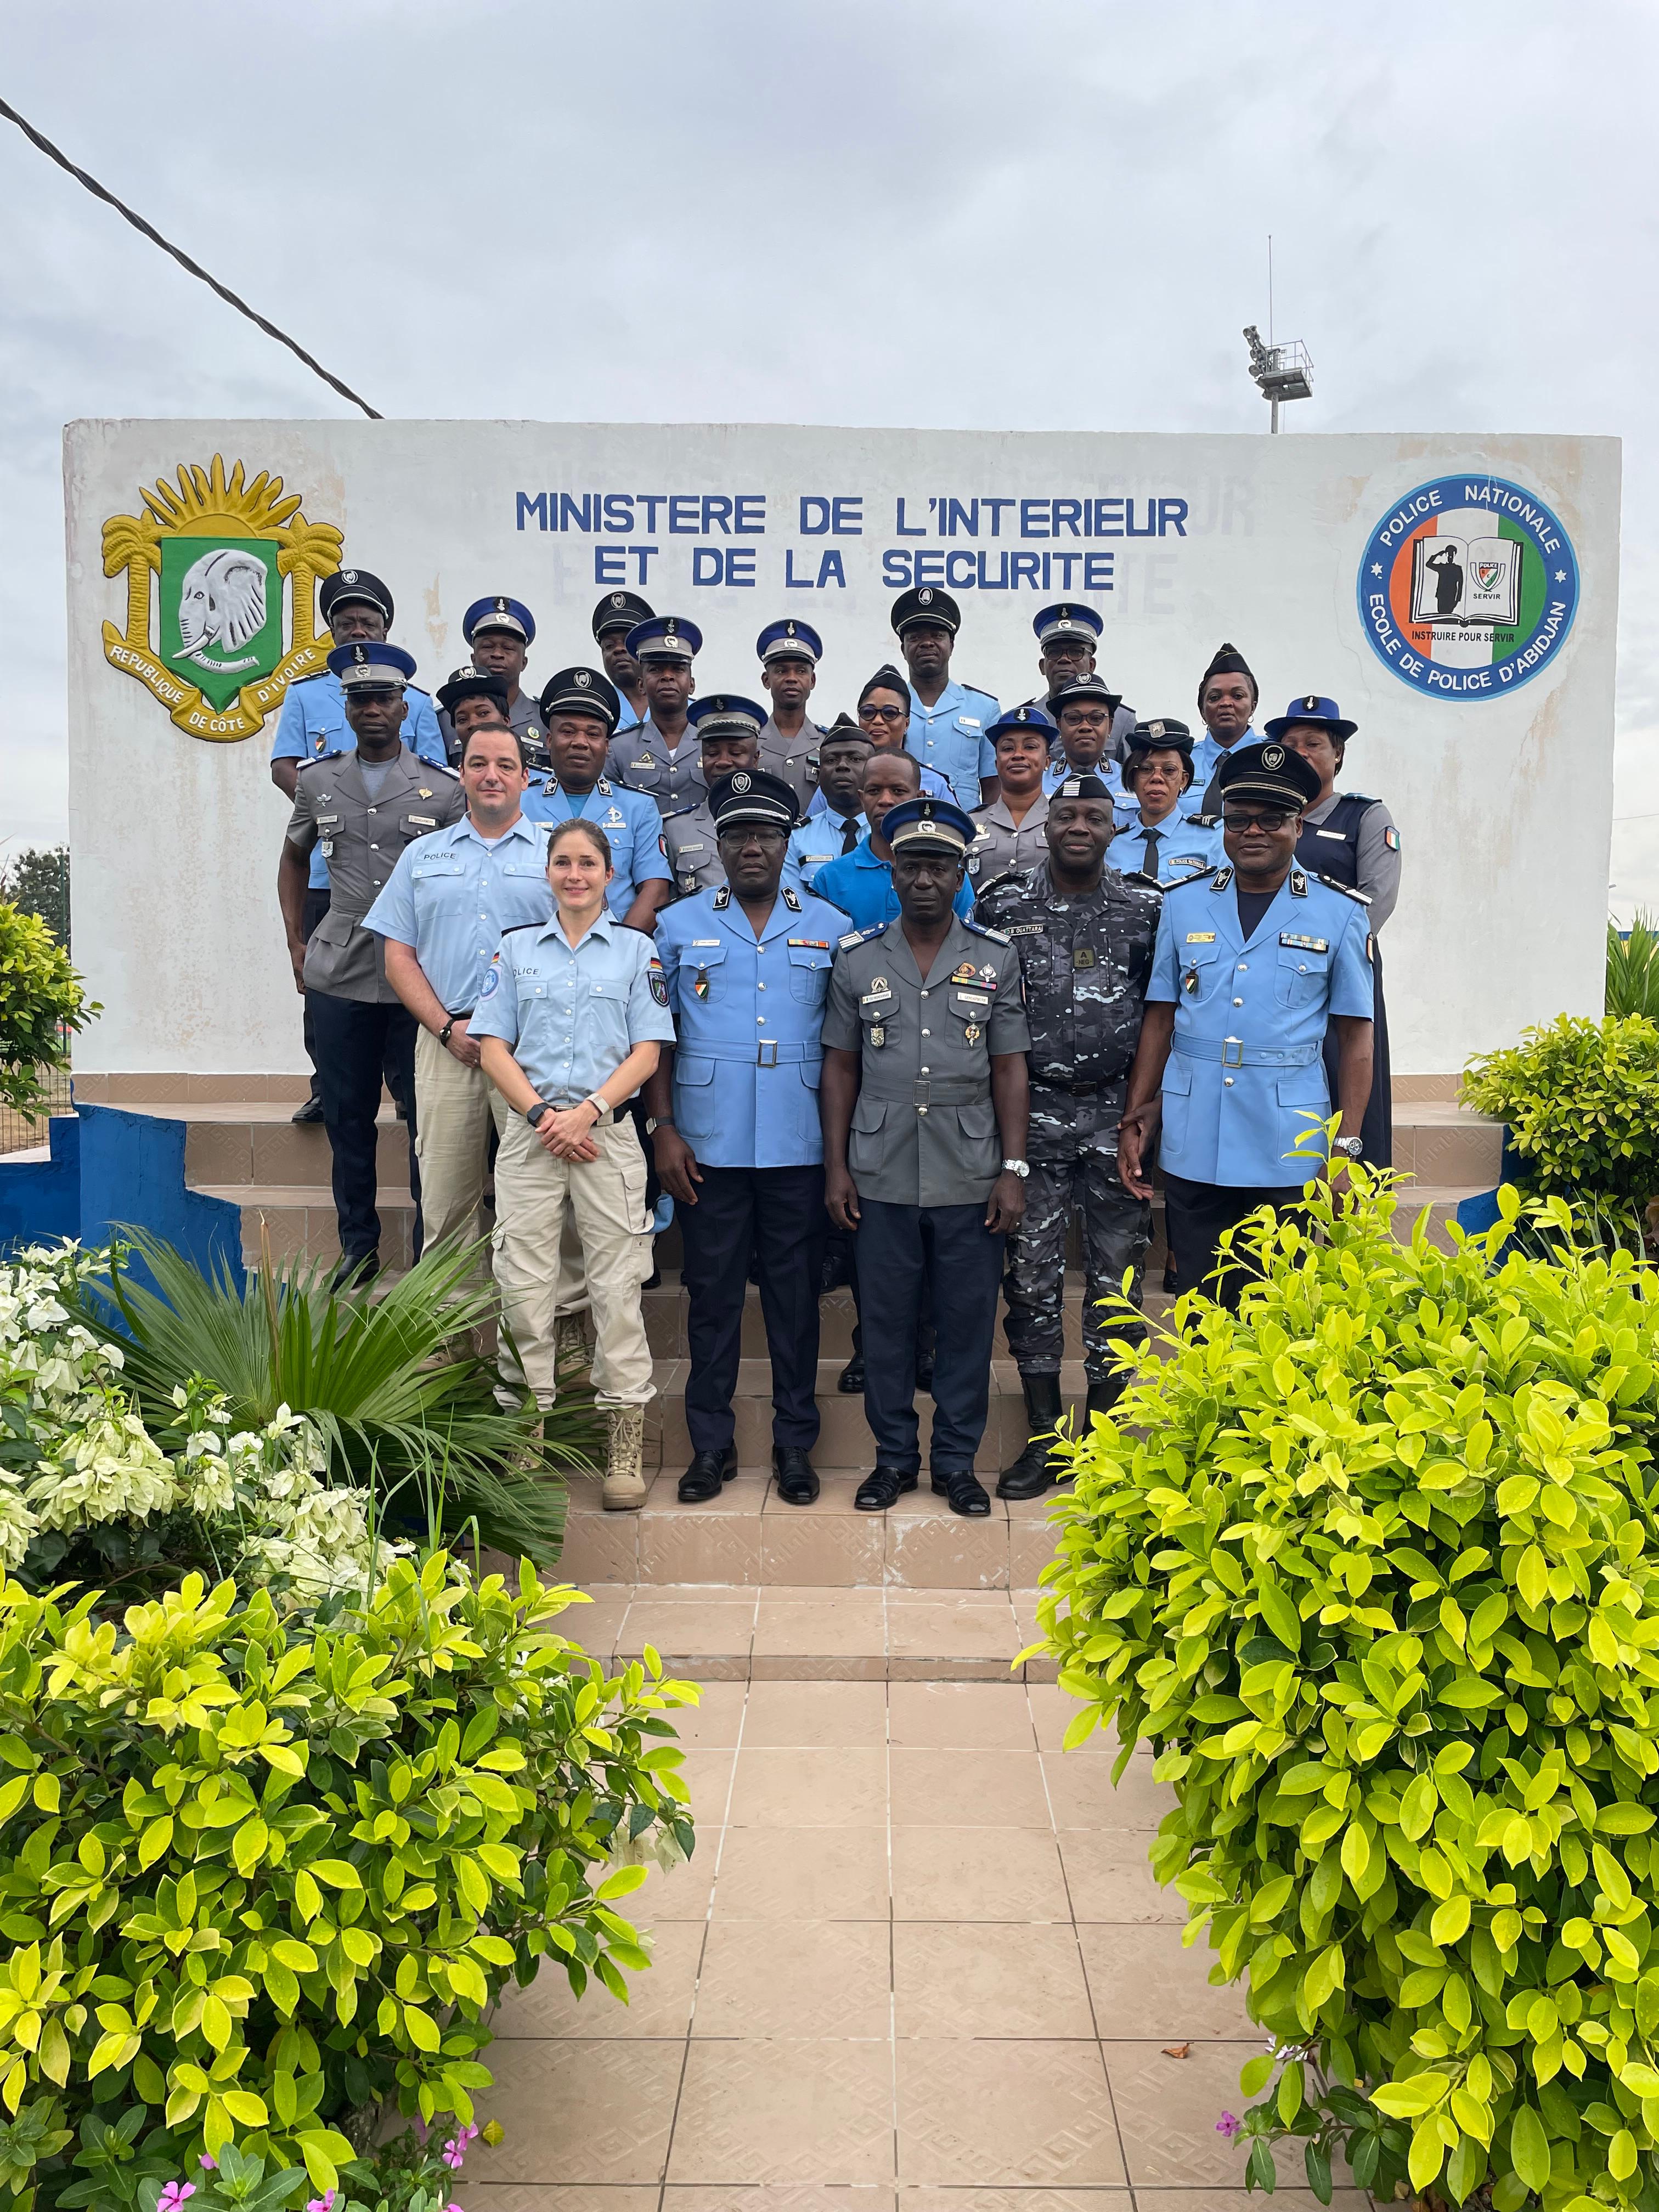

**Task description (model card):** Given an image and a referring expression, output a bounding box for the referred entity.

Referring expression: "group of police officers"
[273,564,1400,1511]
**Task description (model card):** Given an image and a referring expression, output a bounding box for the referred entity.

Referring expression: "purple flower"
[199,2157,217,2172]
[158,2188,196,2212]
[305,2193,336,2212]
[1216,2112,1242,2141]
[442,2142,465,2171]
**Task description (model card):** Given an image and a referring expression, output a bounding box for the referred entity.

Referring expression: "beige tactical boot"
[554,1312,589,1370]
[603,1404,648,1511]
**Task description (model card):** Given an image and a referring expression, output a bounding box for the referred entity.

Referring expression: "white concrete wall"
[64,420,1620,1076]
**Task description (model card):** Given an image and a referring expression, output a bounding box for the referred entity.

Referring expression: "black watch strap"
[438,1018,455,1048]
[526,1101,551,1128]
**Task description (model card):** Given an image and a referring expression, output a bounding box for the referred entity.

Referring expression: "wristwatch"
[645,1116,674,1136]
[437,1018,456,1048]
[1002,1159,1030,1179]
[1333,1136,1365,1160]
[525,1101,552,1129]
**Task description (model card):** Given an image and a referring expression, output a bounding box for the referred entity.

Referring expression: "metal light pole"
[1244,324,1313,432]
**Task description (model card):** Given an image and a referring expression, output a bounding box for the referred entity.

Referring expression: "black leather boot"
[997,1372,1064,1500]
[1086,1374,1129,1424]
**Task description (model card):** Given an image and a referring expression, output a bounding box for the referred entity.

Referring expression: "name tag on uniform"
[408,815,437,827]
[1314,828,1347,840]
[860,989,890,1005]
[1279,933,1329,952]
[954,989,991,1007]
[960,716,981,729]
[1184,932,1216,944]
[315,813,340,826]
[691,939,720,946]
[1007,923,1045,936]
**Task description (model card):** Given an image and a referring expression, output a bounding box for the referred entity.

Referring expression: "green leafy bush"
[1463,1014,1659,1210]
[1036,1173,1659,2210]
[1608,917,1659,1024]
[0,1553,696,2205]
[71,1232,602,1566]
[0,905,95,1117]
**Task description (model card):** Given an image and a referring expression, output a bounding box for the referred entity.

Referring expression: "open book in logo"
[1410,534,1522,629]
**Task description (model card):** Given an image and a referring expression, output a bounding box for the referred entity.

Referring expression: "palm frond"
[1607,911,1659,1020]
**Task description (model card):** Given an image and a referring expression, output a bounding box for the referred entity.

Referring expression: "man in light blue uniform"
[1118,741,1375,1310]
[270,566,449,1124]
[365,719,550,1260]
[1108,719,1226,885]
[783,716,872,892]
[891,586,999,809]
[812,749,976,932]
[522,668,670,931]
[593,590,653,735]
[647,771,847,1509]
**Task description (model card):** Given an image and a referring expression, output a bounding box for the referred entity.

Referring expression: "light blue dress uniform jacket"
[654,885,846,1169]
[1147,866,1374,1187]
[469,910,675,1104]
[906,679,1000,807]
[1110,814,1226,887]
[810,834,977,932]
[1188,725,1261,797]
[783,811,864,895]
[616,695,643,735]
[272,673,449,891]
[362,814,551,1014]
[520,776,670,920]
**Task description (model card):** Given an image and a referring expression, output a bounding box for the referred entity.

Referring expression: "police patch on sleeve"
[648,957,669,1006]
[479,957,502,1001]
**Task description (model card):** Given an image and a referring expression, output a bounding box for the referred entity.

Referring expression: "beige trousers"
[492,1108,656,1410]
[415,1029,588,1309]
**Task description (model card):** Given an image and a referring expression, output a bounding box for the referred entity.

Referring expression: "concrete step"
[193,1183,418,1272]
[1392,1102,1503,1186]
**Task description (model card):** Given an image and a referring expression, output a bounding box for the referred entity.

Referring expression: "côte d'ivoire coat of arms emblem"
[100,454,344,743]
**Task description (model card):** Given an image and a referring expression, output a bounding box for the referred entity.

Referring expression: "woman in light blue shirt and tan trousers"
[473,817,676,1509]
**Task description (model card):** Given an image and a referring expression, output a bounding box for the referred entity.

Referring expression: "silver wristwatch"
[1002,1158,1030,1179]
[1332,1136,1364,1160]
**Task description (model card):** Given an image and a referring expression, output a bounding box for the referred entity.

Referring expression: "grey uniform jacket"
[606,719,707,814]
[285,746,464,1001]
[821,915,1031,1209]
[758,716,824,809]
[966,791,1051,887]
[662,801,725,898]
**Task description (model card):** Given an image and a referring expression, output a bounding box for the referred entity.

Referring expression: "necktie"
[1142,827,1161,876]
[840,812,861,854]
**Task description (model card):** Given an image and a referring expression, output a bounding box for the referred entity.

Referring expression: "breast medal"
[870,1025,885,1047]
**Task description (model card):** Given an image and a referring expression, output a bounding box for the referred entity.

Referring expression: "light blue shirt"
[907,679,1000,808]
[1188,725,1261,799]
[783,809,865,895]
[1147,866,1374,1187]
[362,813,551,1014]
[616,694,644,735]
[806,763,951,810]
[811,833,977,933]
[520,776,670,919]
[272,673,449,891]
[1109,814,1226,887]
[470,909,675,1104]
[1043,753,1131,803]
[655,885,847,1169]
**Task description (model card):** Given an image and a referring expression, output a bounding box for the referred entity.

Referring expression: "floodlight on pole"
[1243,325,1313,435]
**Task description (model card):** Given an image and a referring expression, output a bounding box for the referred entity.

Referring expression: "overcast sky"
[3,0,1654,910]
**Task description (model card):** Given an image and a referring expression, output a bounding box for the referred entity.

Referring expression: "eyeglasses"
[1221,808,1294,832]
[859,703,906,723]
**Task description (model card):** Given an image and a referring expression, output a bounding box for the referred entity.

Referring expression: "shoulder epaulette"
[964,918,1012,944]
[415,758,459,779]
[662,802,701,823]
[1121,870,1165,894]
[296,749,343,771]
[837,926,883,950]
[1318,874,1373,905]
[975,866,1020,901]
[501,919,541,935]
[1159,865,1218,891]
[291,670,326,687]
[1186,812,1221,829]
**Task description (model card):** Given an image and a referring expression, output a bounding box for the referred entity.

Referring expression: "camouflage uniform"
[975,858,1161,1380]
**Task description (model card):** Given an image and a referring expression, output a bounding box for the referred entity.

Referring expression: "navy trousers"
[307,990,421,1266]
[1162,1171,1306,1314]
[856,1199,1004,1474]
[680,1164,827,1455]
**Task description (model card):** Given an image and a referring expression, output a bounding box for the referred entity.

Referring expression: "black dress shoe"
[330,1251,380,1294]
[854,1465,918,1512]
[838,1353,865,1394]
[915,1347,935,1393]
[291,1095,325,1126]
[678,1444,737,1503]
[932,1470,992,1518]
[772,1445,820,1506]
[1163,1262,1177,1293]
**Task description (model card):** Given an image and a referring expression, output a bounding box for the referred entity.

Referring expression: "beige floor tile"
[890,1826,1071,1923]
[1008,1514,1067,1588]
[665,1679,751,1749]
[678,1747,740,1827]
[896,2039,1127,2187]
[1058,1832,1184,1923]
[1145,2196,1369,2211]
[885,1509,1010,1590]
[713,1826,893,1921]
[1108,2040,1319,2189]
[669,2038,898,2185]
[763,1491,888,1585]
[635,1828,723,1921]
[888,1682,1034,1750]
[557,1510,641,1585]
[893,1923,1093,2039]
[492,1920,705,2039]
[754,1597,889,1658]
[668,2193,898,2211]
[695,1918,893,2039]
[626,1582,761,1603]
[1041,1751,1175,1832]
[621,1602,758,1660]
[729,1746,890,1828]
[744,1680,890,1747]
[462,2036,683,2185]
[886,1601,1023,1663]
[889,1748,1049,1829]
[896,2194,1130,2210]
[1026,1683,1130,1753]
[467,2191,663,2210]
[640,1499,766,1585]
[1078,1923,1256,2040]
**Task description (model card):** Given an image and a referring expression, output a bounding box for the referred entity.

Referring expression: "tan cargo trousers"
[414,1028,586,1307]
[491,1107,657,1411]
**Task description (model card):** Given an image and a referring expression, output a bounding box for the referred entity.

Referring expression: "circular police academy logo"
[1357,472,1580,700]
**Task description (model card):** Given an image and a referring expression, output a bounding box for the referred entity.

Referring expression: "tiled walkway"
[466,1677,1365,2210]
